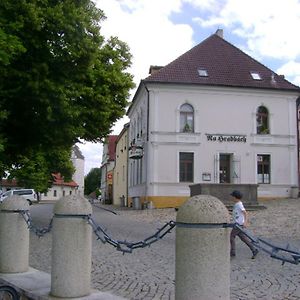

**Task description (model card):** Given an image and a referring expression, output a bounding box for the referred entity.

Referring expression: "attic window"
[198,69,208,77]
[250,72,262,80]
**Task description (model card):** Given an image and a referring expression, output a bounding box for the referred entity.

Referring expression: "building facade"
[113,123,129,206]
[41,173,79,201]
[127,30,300,208]
[100,135,117,203]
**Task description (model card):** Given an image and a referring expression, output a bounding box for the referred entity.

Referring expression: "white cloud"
[96,0,194,84]
[277,61,300,86]
[77,142,103,175]
[191,0,300,60]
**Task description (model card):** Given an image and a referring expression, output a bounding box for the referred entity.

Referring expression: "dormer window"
[250,72,262,80]
[198,68,208,77]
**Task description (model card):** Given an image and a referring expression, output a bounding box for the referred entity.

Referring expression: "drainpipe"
[144,83,150,203]
[296,97,300,193]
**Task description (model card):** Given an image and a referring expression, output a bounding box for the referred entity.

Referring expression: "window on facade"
[179,152,194,182]
[257,154,270,184]
[53,190,57,197]
[180,103,194,132]
[63,191,65,197]
[70,191,72,195]
[256,106,270,134]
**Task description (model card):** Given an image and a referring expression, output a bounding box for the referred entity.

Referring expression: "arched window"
[180,103,194,132]
[256,106,269,134]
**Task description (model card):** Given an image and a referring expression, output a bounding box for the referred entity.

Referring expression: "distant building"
[100,135,118,203]
[1,145,85,200]
[113,123,129,206]
[127,29,300,208]
[0,179,21,194]
[42,145,84,200]
[41,173,79,201]
[71,145,85,195]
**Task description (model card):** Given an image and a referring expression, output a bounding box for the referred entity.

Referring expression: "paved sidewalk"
[29,198,300,300]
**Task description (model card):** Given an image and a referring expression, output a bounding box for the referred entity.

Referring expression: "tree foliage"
[84,167,101,196]
[0,0,134,192]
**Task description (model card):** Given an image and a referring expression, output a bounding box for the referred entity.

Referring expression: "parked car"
[0,189,37,205]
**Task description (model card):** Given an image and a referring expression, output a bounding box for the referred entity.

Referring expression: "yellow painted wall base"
[128,196,189,209]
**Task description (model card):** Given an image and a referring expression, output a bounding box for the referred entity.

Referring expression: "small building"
[113,123,129,206]
[0,179,21,194]
[41,173,79,201]
[127,30,300,208]
[100,135,118,203]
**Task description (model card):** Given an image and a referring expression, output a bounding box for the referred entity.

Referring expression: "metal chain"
[235,224,300,265]
[86,215,176,253]
[87,215,300,264]
[19,210,53,237]
[7,209,300,264]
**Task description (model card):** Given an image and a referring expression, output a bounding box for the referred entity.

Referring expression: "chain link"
[19,210,53,237]
[86,215,176,253]
[235,224,300,265]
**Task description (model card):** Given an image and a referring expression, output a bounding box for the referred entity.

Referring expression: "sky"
[78,0,300,175]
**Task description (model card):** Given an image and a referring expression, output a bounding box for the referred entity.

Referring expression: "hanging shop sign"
[129,145,144,159]
[206,134,247,143]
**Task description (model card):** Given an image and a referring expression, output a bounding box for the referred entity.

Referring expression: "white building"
[41,145,84,201]
[71,145,85,195]
[127,30,300,208]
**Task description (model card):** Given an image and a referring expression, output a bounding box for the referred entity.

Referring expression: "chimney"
[149,65,164,75]
[215,29,223,38]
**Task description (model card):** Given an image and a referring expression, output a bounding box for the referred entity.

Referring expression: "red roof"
[52,173,78,187]
[144,33,300,91]
[0,179,19,188]
[107,135,118,161]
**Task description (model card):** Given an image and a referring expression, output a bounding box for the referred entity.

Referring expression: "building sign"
[129,145,143,159]
[202,172,211,181]
[206,134,247,143]
[107,173,113,183]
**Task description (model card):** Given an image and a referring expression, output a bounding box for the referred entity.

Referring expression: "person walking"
[230,190,259,259]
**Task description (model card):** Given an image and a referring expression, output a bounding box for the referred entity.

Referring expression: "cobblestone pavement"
[28,198,300,300]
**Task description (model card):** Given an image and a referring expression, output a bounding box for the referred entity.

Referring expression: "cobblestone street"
[29,198,300,299]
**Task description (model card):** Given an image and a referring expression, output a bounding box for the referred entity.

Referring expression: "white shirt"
[232,201,245,225]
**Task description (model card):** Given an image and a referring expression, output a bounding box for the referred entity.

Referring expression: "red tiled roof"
[144,33,300,91]
[0,179,19,188]
[51,173,78,187]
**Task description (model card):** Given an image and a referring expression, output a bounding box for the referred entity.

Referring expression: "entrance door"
[219,154,231,183]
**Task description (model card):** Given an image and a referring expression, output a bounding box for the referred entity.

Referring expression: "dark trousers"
[230,226,255,255]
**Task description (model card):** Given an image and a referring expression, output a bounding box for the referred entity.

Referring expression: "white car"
[0,189,37,205]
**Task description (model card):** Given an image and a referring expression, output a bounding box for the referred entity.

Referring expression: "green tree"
[84,167,101,196]
[0,0,134,193]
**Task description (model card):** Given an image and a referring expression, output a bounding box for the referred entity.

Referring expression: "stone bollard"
[175,195,230,300]
[51,195,92,298]
[0,196,30,273]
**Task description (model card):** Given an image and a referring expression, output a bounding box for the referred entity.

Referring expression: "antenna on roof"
[271,73,276,85]
[215,28,223,38]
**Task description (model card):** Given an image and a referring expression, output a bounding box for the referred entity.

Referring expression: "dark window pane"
[257,154,270,184]
[179,152,194,182]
